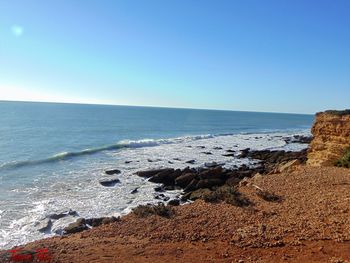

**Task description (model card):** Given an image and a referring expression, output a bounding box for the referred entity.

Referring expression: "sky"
[0,0,349,114]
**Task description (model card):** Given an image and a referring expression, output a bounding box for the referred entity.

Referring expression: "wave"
[0,134,215,171]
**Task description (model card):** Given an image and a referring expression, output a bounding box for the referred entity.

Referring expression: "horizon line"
[0,99,314,116]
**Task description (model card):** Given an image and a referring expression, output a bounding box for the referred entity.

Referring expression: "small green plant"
[132,203,175,218]
[334,147,350,168]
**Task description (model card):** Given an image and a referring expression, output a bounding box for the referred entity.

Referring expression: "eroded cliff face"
[307,111,350,166]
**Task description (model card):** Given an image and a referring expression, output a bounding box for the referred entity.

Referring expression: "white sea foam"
[0,130,310,249]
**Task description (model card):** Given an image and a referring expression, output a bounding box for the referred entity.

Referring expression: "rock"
[36,219,52,233]
[295,135,312,144]
[101,216,119,225]
[48,209,78,220]
[201,152,213,155]
[130,188,139,194]
[155,194,170,201]
[226,149,235,153]
[197,146,206,149]
[124,161,132,164]
[149,168,175,184]
[225,176,241,186]
[189,188,212,201]
[222,153,235,157]
[64,216,119,234]
[204,162,218,168]
[183,179,199,192]
[196,178,224,189]
[105,169,121,175]
[186,159,196,164]
[147,158,161,162]
[164,185,176,191]
[154,186,165,192]
[277,159,301,173]
[238,148,250,158]
[199,166,223,179]
[181,192,192,201]
[64,218,88,234]
[136,169,173,178]
[182,166,195,174]
[85,216,118,227]
[85,218,103,227]
[285,135,312,144]
[99,178,120,187]
[168,199,180,206]
[213,147,223,150]
[175,173,197,188]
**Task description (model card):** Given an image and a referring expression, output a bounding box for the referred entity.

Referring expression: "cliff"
[307,110,350,166]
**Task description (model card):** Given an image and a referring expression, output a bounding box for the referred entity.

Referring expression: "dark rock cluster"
[136,148,307,205]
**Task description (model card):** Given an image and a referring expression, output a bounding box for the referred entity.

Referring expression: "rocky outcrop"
[134,148,307,205]
[307,110,350,166]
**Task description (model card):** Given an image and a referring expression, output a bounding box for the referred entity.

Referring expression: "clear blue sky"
[0,0,349,114]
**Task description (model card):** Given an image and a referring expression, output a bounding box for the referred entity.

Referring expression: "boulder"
[148,168,175,184]
[204,162,218,168]
[130,188,139,194]
[196,178,224,189]
[136,168,173,178]
[175,173,197,188]
[183,179,199,192]
[168,199,180,206]
[99,178,120,187]
[48,209,78,220]
[185,159,196,164]
[164,185,176,191]
[238,148,250,158]
[64,218,88,234]
[154,186,165,192]
[213,147,223,150]
[105,169,121,175]
[36,219,52,233]
[199,166,223,179]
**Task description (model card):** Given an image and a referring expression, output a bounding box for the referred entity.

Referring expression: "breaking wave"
[0,134,214,170]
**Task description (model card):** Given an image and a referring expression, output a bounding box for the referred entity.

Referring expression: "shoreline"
[1,164,350,262]
[1,138,327,260]
[0,131,311,250]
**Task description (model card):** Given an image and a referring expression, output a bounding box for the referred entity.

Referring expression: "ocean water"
[0,101,314,249]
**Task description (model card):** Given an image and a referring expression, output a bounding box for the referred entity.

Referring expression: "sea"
[0,101,314,249]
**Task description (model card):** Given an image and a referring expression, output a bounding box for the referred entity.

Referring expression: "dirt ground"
[2,165,350,262]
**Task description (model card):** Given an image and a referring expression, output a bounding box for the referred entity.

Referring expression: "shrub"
[204,185,252,207]
[334,147,350,168]
[324,109,350,116]
[256,189,283,202]
[132,203,174,218]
